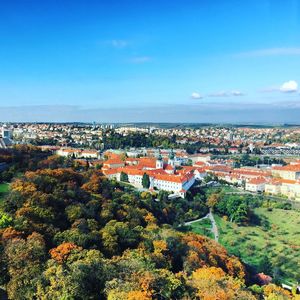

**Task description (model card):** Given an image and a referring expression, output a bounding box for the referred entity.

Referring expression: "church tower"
[156,151,164,169]
[168,149,175,168]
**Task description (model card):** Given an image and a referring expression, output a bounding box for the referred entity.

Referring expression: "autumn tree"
[207,192,220,209]
[4,232,46,300]
[189,267,256,300]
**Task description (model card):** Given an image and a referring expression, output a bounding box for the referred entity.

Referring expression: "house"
[102,159,125,170]
[265,180,281,195]
[56,148,99,159]
[189,153,211,164]
[80,150,99,159]
[272,164,300,180]
[56,148,81,157]
[245,178,267,193]
[228,147,239,154]
[125,158,139,165]
[194,168,207,180]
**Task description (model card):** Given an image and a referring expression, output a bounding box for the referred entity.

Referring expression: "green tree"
[100,220,142,256]
[259,255,273,275]
[37,248,106,300]
[0,212,13,228]
[142,173,150,189]
[120,172,129,182]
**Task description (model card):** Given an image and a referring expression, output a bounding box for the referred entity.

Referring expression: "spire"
[157,149,162,161]
[169,149,175,160]
[156,150,163,169]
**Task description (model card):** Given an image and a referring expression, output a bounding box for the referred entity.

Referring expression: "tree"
[4,232,46,300]
[259,255,273,275]
[49,242,82,263]
[189,267,256,300]
[0,151,291,299]
[0,212,13,229]
[37,249,106,299]
[142,173,150,189]
[207,193,220,209]
[120,172,129,182]
[263,284,291,299]
[100,220,142,256]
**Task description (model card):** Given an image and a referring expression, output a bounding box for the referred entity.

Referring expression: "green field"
[0,183,9,203]
[186,218,214,239]
[215,208,300,284]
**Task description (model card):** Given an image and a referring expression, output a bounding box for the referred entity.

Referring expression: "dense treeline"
[208,189,292,226]
[0,149,295,299]
[208,192,262,224]
[102,131,216,154]
[102,131,178,149]
[232,154,286,168]
[0,145,61,183]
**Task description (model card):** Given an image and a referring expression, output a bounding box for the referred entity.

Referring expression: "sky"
[0,0,300,123]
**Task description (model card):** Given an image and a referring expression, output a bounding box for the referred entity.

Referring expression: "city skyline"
[0,0,300,122]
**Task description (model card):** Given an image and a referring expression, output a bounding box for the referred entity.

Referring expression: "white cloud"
[191,92,203,99]
[236,47,300,57]
[231,90,244,96]
[279,80,298,93]
[129,56,151,63]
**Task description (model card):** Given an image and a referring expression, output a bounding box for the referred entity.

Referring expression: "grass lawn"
[0,183,9,203]
[186,218,214,239]
[215,208,300,284]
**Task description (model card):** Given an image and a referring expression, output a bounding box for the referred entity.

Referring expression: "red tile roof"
[272,164,300,172]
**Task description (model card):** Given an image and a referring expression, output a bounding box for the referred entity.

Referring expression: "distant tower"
[156,151,164,169]
[168,149,175,168]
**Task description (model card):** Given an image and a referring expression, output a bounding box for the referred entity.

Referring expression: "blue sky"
[0,0,300,123]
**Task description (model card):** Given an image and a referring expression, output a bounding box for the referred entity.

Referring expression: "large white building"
[245,178,267,193]
[102,153,197,198]
[189,153,211,164]
[56,148,100,159]
[272,164,300,180]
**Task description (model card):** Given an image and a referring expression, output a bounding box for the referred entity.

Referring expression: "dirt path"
[183,214,209,226]
[208,209,219,242]
[183,209,219,242]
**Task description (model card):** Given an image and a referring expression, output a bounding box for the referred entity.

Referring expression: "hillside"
[0,147,294,299]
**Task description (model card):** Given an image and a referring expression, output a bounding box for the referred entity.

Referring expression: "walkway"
[184,214,209,226]
[183,208,219,242]
[208,209,219,242]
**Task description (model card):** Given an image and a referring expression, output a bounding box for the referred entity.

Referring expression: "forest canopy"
[0,147,294,299]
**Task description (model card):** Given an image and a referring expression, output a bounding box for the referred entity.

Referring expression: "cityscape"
[1,0,300,299]
[1,123,300,200]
